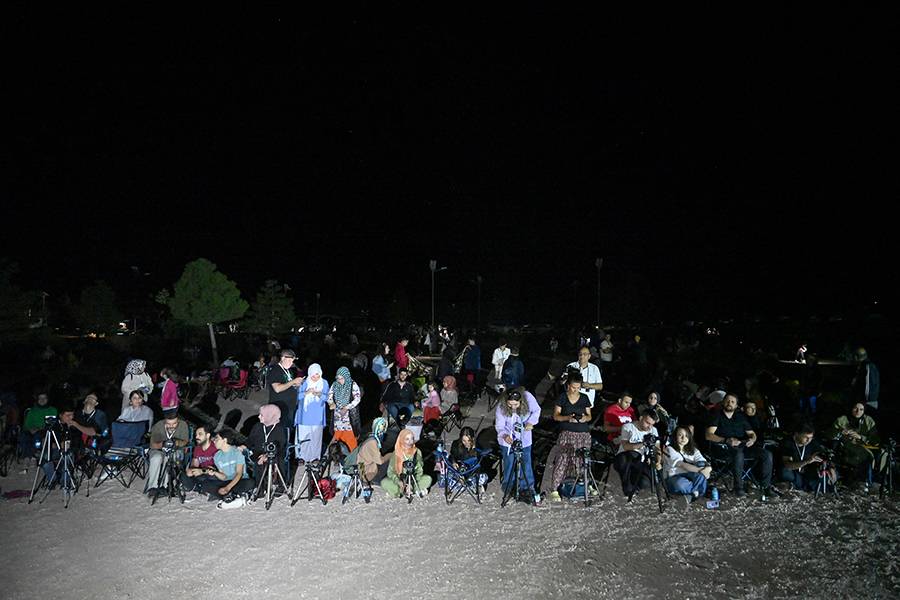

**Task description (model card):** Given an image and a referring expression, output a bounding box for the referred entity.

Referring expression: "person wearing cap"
[144,408,190,496]
[77,393,108,449]
[267,349,306,427]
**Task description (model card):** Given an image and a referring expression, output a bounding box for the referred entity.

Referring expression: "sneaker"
[691,490,700,500]
[417,489,428,498]
[549,491,562,502]
[217,495,246,510]
[589,485,600,497]
[532,494,543,506]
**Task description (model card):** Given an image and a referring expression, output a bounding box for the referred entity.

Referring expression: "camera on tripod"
[642,432,659,447]
[577,446,593,460]
[510,439,524,454]
[264,441,278,459]
[162,438,176,453]
[44,415,59,427]
[402,458,416,476]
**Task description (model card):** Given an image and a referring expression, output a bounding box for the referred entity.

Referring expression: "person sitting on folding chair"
[40,404,96,486]
[664,426,711,501]
[181,424,219,493]
[144,408,190,496]
[449,426,488,492]
[705,393,775,499]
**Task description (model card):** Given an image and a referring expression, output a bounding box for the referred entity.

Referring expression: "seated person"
[779,423,835,492]
[826,402,879,486]
[440,375,459,412]
[614,409,661,500]
[355,417,391,484]
[245,404,287,483]
[118,390,154,433]
[450,426,480,468]
[543,376,591,503]
[742,400,765,442]
[78,393,109,441]
[495,388,541,504]
[181,424,219,493]
[705,393,775,498]
[603,392,636,444]
[39,405,97,485]
[381,368,417,427]
[664,426,711,500]
[144,408,190,496]
[382,428,432,498]
[19,392,57,459]
[202,430,255,509]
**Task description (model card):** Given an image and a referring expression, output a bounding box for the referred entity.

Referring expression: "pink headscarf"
[259,404,281,427]
[442,375,457,392]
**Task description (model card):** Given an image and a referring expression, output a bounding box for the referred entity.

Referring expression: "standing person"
[501,347,524,390]
[495,388,541,504]
[564,345,603,407]
[267,349,305,428]
[371,343,394,392]
[158,368,180,411]
[394,336,410,376]
[295,363,329,462]
[462,337,482,388]
[327,367,362,451]
[851,348,880,414]
[120,359,153,412]
[600,334,614,366]
[492,338,510,382]
[118,390,154,432]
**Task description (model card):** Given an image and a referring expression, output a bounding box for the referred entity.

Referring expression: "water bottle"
[711,485,719,502]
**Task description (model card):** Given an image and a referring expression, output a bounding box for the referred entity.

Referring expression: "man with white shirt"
[614,410,661,500]
[563,346,603,407]
[492,339,510,381]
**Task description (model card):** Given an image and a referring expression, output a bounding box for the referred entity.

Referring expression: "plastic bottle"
[711,485,719,502]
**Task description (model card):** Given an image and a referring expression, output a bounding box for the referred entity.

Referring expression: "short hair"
[567,372,584,385]
[641,409,659,423]
[398,367,409,374]
[578,345,591,353]
[214,430,236,445]
[195,424,210,434]
[508,346,519,356]
[796,423,815,436]
[620,391,633,400]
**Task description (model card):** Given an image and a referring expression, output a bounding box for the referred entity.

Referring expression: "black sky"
[6,10,897,325]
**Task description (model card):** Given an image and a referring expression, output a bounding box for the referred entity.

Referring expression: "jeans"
[500,444,535,493]
[666,471,708,497]
[386,403,414,426]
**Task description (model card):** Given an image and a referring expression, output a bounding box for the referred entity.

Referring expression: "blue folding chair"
[94,421,148,489]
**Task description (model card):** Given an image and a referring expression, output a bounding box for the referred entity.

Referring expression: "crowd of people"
[2,330,893,512]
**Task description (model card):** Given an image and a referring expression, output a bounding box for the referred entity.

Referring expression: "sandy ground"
[2,388,898,600]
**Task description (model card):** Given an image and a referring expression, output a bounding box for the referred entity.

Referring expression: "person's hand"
[258,455,268,465]
[810,455,823,464]
[570,415,580,423]
[701,466,712,478]
[728,438,741,448]
[218,486,230,496]
[524,423,533,431]
[745,438,755,448]
[327,401,335,409]
[340,409,348,418]
[504,435,513,445]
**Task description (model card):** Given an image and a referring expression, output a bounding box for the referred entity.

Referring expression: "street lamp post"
[595,257,603,328]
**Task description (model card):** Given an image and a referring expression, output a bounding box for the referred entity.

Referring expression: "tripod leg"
[290,468,308,506]
[266,464,274,510]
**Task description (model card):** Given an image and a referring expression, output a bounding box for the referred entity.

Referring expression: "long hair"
[671,426,696,455]
[497,388,530,418]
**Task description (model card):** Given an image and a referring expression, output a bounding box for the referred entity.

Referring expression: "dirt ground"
[2,389,898,600]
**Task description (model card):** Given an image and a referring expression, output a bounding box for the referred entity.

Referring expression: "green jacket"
[385,448,424,485]
[827,415,879,446]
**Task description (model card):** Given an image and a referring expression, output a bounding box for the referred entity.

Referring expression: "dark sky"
[6,11,897,325]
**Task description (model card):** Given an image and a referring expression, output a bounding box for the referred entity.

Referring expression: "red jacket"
[394,343,409,370]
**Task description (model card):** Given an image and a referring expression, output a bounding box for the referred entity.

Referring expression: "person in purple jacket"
[495,386,541,505]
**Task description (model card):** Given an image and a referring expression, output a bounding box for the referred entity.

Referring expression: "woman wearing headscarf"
[440,375,459,409]
[294,363,330,463]
[247,404,288,481]
[355,417,390,484]
[121,359,153,412]
[327,366,362,451]
[382,428,432,498]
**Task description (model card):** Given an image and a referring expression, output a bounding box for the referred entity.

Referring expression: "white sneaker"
[417,489,428,498]
[217,496,246,510]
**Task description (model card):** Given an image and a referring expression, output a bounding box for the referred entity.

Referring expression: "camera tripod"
[341,465,373,504]
[814,456,838,499]
[879,439,895,500]
[29,425,81,508]
[251,451,290,510]
[574,446,609,507]
[151,446,186,505]
[638,444,665,514]
[401,460,425,504]
[291,459,329,506]
[500,442,533,507]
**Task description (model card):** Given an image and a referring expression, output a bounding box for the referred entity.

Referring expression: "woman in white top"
[663,426,712,500]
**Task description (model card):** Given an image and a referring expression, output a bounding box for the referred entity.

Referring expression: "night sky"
[6,11,897,326]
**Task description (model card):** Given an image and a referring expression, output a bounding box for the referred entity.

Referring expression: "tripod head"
[402,458,416,476]
[162,438,177,454]
[264,441,278,460]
